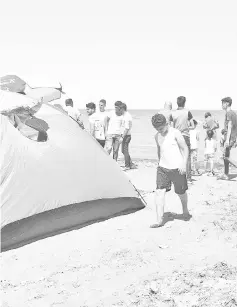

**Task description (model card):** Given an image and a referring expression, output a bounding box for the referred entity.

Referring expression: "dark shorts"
[156,166,188,195]
[96,139,105,148]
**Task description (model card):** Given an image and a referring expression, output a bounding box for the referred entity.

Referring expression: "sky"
[0,0,236,109]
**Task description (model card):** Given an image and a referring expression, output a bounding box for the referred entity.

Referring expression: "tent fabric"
[0,103,144,251]
[0,89,41,114]
[0,75,26,93]
[25,87,62,103]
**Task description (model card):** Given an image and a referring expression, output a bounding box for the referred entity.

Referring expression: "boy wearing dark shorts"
[151,113,191,228]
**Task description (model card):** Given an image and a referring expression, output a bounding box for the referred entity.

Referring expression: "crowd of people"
[150,96,237,227]
[68,95,237,228]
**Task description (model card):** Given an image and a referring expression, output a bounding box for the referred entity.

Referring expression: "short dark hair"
[193,119,198,126]
[114,101,123,108]
[221,97,232,106]
[65,98,73,107]
[205,112,211,118]
[99,99,106,105]
[86,102,96,110]
[177,96,186,107]
[121,103,127,111]
[151,113,167,128]
[207,129,214,138]
[221,129,227,135]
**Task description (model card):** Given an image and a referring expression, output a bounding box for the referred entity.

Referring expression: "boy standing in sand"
[170,96,194,183]
[105,101,124,160]
[190,119,201,175]
[120,103,137,170]
[204,130,217,176]
[86,102,107,147]
[218,97,237,179]
[151,114,191,228]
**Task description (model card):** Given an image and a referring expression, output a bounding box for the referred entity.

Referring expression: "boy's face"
[99,102,105,112]
[86,108,95,116]
[222,102,228,110]
[115,106,123,116]
[156,123,168,136]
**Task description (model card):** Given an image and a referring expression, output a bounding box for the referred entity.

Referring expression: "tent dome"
[0,103,144,252]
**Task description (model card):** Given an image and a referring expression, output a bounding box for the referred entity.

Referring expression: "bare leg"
[150,189,166,227]
[177,192,190,217]
[210,159,214,173]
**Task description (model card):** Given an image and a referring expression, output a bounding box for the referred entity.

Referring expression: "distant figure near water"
[159,101,172,126]
[170,96,194,183]
[86,102,107,148]
[105,101,124,161]
[203,112,219,140]
[120,103,137,170]
[218,97,237,179]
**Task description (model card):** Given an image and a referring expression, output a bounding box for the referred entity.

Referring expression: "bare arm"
[89,121,95,137]
[104,116,108,136]
[175,130,189,169]
[154,133,161,164]
[225,121,232,145]
[122,118,132,138]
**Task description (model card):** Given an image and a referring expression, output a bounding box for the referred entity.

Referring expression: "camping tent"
[0,102,144,252]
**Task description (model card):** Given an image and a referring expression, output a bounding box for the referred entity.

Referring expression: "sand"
[1,160,237,307]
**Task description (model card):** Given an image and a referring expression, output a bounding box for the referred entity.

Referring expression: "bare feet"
[182,213,192,221]
[150,221,164,228]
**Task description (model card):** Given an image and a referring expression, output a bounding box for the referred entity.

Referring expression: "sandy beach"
[1,159,237,307]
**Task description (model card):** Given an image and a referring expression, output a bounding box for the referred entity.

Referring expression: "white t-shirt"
[205,139,217,155]
[65,106,81,122]
[190,129,199,150]
[121,111,132,135]
[89,112,107,140]
[107,111,124,135]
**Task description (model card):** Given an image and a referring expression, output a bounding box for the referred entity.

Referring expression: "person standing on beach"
[159,101,173,125]
[105,101,124,160]
[204,129,217,176]
[151,114,191,228]
[65,98,84,129]
[190,119,201,175]
[218,97,237,179]
[99,99,108,114]
[203,112,219,140]
[120,103,137,170]
[170,96,194,182]
[86,102,107,147]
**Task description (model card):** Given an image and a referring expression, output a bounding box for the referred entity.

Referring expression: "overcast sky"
[0,0,236,109]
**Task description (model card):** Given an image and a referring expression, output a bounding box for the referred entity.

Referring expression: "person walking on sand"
[120,103,137,170]
[203,112,219,140]
[65,98,84,129]
[86,102,107,147]
[159,101,173,126]
[190,119,201,175]
[150,114,191,228]
[98,99,108,115]
[204,129,217,176]
[170,96,194,183]
[218,97,237,179]
[105,101,124,161]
